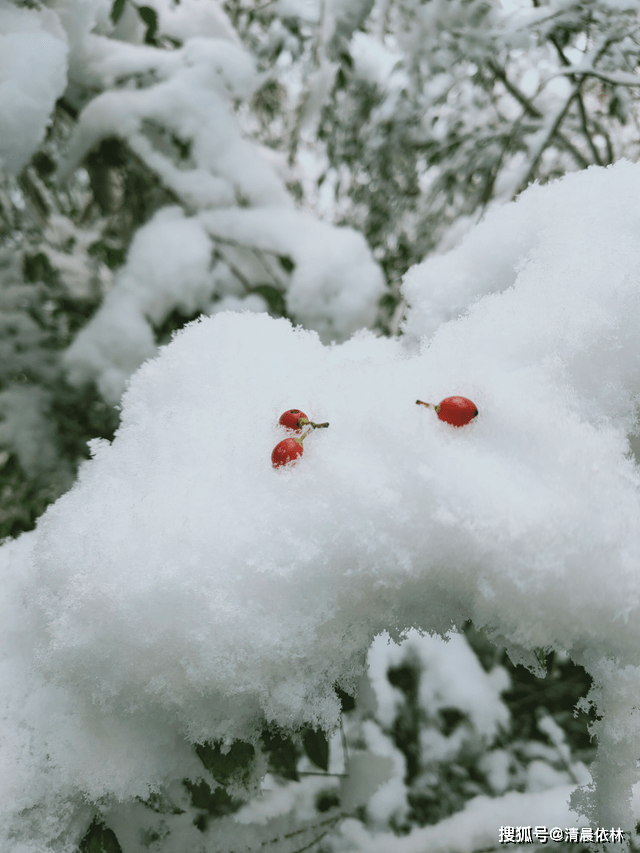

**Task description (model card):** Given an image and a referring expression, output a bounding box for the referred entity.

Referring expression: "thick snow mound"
[403,158,640,359]
[28,253,640,822]
[5,161,640,845]
[0,2,68,175]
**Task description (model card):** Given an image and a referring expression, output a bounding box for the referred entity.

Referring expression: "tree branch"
[212,247,253,293]
[514,88,580,197]
[548,36,602,166]
[487,61,589,170]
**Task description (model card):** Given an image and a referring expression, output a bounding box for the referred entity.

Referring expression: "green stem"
[299,418,329,429]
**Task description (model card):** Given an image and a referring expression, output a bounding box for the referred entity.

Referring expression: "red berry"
[278,410,329,431]
[272,437,304,468]
[436,396,478,427]
[279,409,310,432]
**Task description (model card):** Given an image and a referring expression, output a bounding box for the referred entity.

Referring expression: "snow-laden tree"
[235,0,640,304]
[4,1,640,852]
[0,0,386,538]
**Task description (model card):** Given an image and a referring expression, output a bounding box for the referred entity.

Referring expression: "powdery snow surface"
[4,161,640,847]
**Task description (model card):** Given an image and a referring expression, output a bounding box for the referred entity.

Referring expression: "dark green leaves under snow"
[110,0,126,25]
[252,284,287,317]
[195,740,256,786]
[79,820,123,853]
[137,6,159,45]
[302,728,330,772]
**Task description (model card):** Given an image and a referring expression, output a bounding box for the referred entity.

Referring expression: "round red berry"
[436,396,478,427]
[279,409,309,432]
[272,437,304,468]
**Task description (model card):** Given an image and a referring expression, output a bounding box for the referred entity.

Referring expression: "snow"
[199,207,385,341]
[5,159,640,846]
[64,207,215,402]
[156,0,241,45]
[350,31,402,86]
[0,386,59,477]
[366,631,509,738]
[61,36,285,207]
[55,11,385,397]
[334,785,585,853]
[0,1,68,175]
[64,205,384,403]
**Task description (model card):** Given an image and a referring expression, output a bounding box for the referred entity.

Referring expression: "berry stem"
[416,400,441,412]
[299,419,330,429]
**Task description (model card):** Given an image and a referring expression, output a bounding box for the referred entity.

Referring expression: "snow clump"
[0,1,68,174]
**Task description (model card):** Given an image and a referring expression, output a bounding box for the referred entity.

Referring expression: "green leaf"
[110,0,126,25]
[137,6,158,44]
[278,255,295,273]
[195,740,255,785]
[335,685,355,713]
[22,252,56,284]
[302,728,329,772]
[137,790,185,815]
[183,778,242,817]
[261,730,300,781]
[79,820,123,853]
[252,284,286,317]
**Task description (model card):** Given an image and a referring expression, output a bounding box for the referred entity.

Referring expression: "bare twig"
[249,811,345,853]
[592,119,614,164]
[289,0,327,165]
[487,59,542,117]
[576,89,602,164]
[17,169,50,224]
[212,247,253,292]
[514,87,580,197]
[249,247,286,290]
[298,771,349,777]
[548,36,602,165]
[590,26,638,68]
[289,829,331,853]
[556,67,640,87]
[487,61,589,170]
[203,230,291,265]
[280,812,345,842]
